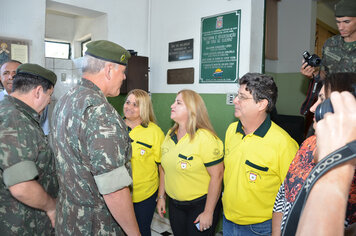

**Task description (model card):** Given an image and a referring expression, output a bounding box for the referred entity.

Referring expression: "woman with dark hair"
[157,89,224,236]
[324,72,356,94]
[123,89,164,236]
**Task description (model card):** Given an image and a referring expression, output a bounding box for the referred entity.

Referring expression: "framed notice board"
[200,10,241,83]
[169,39,193,62]
[0,37,29,65]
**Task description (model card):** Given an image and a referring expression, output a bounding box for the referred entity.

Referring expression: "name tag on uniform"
[324,49,341,62]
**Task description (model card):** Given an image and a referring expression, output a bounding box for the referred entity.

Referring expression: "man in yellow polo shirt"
[222,73,298,236]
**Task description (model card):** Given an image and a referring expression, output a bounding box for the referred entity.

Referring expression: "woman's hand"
[194,210,213,231]
[156,197,166,218]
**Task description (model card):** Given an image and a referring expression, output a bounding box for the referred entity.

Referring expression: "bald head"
[1,61,21,93]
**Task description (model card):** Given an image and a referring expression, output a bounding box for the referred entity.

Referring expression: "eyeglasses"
[235,93,254,101]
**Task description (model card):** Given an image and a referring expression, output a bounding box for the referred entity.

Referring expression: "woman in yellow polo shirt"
[123,89,164,236]
[156,89,224,236]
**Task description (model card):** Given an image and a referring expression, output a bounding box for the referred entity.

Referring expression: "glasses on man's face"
[235,93,254,101]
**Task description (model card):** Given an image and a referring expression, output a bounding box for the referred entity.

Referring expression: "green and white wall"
[1,0,336,141]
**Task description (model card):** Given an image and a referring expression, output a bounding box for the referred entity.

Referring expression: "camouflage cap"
[85,40,131,65]
[335,0,356,17]
[16,63,57,86]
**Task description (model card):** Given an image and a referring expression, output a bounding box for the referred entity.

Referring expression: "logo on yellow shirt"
[178,160,191,170]
[247,171,260,183]
[140,149,146,155]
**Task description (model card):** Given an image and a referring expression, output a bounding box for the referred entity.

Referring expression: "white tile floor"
[151,213,173,235]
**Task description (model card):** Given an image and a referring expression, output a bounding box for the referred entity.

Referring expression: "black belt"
[169,194,207,206]
[282,140,356,236]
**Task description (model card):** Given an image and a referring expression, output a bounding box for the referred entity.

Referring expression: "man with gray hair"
[51,40,140,235]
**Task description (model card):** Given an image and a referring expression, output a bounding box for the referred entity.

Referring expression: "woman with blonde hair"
[123,89,164,236]
[157,89,224,236]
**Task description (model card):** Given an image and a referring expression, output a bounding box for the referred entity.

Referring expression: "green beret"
[335,0,356,17]
[16,63,57,86]
[85,40,131,65]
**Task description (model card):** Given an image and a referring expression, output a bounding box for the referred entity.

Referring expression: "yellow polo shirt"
[161,128,223,201]
[129,122,164,203]
[222,116,298,225]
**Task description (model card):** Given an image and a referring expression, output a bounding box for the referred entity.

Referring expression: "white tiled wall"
[45,57,82,122]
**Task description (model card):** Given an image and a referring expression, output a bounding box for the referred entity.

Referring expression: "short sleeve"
[153,126,165,164]
[199,130,224,167]
[0,125,39,187]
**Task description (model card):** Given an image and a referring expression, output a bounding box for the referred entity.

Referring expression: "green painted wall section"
[268,72,309,116]
[108,93,237,141]
[151,93,237,141]
[107,95,126,115]
[108,72,308,141]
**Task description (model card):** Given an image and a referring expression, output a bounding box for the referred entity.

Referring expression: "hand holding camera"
[300,51,322,79]
[302,51,321,68]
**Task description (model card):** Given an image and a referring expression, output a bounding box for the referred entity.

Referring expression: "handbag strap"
[282,140,356,236]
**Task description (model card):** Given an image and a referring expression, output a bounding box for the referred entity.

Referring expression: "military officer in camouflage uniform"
[51,40,140,235]
[301,0,356,78]
[0,63,58,235]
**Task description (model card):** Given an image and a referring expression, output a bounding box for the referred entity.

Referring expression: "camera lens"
[315,98,334,122]
[311,57,321,67]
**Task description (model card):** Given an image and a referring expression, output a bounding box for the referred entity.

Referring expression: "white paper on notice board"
[11,44,28,63]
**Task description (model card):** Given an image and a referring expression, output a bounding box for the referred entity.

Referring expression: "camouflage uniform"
[321,35,356,74]
[51,79,132,235]
[0,96,58,235]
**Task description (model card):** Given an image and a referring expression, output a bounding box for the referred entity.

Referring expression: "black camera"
[303,51,321,67]
[315,84,356,122]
